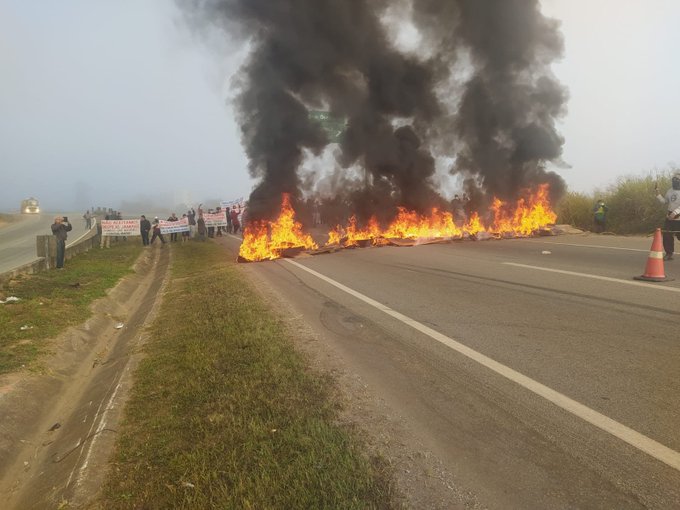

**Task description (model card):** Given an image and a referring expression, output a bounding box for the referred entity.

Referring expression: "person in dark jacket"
[197,213,207,241]
[187,208,196,238]
[140,215,151,246]
[51,216,73,269]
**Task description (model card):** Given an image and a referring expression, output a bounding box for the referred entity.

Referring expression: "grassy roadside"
[0,241,143,374]
[99,241,395,509]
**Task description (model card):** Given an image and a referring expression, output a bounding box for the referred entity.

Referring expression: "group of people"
[52,204,246,269]
[99,210,125,248]
[138,205,244,246]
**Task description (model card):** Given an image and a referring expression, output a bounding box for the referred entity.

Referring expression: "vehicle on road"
[20,197,40,214]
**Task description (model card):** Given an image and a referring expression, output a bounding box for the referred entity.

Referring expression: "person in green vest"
[593,199,609,233]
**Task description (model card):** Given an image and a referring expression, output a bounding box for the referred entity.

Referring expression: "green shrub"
[605,174,663,234]
[555,167,678,234]
[556,191,594,230]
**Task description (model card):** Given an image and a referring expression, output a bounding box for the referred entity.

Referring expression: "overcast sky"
[2,1,679,212]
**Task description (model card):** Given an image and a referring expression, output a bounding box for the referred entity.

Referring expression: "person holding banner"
[140,215,151,246]
[187,208,196,238]
[215,207,223,237]
[150,217,166,245]
[100,212,112,248]
[197,213,207,241]
[181,214,190,242]
[230,207,241,234]
[225,207,232,234]
[167,213,179,242]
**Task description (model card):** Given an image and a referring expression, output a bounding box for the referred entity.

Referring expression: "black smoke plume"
[179,0,567,222]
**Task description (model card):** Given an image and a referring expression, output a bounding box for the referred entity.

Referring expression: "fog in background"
[2,0,679,213]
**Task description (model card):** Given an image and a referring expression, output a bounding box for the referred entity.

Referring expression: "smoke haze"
[182,1,568,221]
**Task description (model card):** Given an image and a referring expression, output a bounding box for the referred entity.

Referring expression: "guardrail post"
[36,235,56,269]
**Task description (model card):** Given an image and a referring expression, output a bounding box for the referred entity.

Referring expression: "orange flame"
[238,194,317,261]
[239,185,557,261]
[491,184,557,236]
[327,184,556,245]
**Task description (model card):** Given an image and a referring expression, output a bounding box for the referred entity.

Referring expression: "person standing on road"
[655,174,680,261]
[592,199,609,233]
[51,216,72,269]
[140,215,151,246]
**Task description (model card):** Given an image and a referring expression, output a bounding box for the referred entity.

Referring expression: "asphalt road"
[0,213,90,273]
[227,233,680,509]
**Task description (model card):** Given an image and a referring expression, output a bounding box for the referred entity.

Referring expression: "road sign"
[308,110,347,143]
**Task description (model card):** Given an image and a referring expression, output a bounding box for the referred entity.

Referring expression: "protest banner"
[101,219,140,237]
[160,217,190,234]
[203,211,228,228]
[220,197,244,209]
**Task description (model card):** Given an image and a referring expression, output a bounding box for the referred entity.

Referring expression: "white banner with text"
[160,217,190,234]
[203,211,228,227]
[101,219,140,237]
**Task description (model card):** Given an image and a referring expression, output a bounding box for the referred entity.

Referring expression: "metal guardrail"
[0,219,101,285]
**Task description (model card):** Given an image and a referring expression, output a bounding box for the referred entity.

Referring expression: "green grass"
[0,240,143,374]
[100,242,395,509]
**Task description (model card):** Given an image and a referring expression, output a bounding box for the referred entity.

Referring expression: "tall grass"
[555,168,678,234]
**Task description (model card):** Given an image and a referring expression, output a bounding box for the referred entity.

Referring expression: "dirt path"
[0,244,170,509]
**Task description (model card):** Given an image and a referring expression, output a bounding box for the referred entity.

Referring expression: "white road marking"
[504,262,680,293]
[284,258,680,472]
[525,240,648,252]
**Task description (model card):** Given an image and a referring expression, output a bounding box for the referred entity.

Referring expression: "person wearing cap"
[50,216,72,269]
[655,174,680,260]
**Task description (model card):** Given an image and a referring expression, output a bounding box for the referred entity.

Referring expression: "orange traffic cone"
[634,228,673,282]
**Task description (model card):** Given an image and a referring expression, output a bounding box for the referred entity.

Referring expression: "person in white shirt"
[655,174,680,261]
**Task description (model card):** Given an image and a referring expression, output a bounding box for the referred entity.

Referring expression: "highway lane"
[227,233,680,508]
[0,213,90,273]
